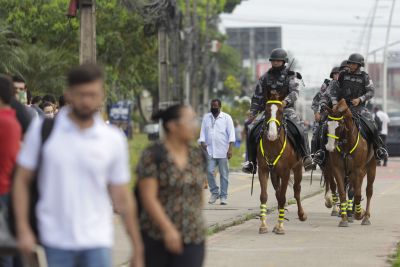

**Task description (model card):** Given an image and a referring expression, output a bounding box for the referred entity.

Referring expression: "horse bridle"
[326,115,360,155]
[259,100,287,168]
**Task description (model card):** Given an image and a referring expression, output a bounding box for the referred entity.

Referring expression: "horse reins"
[326,114,361,184]
[259,100,287,168]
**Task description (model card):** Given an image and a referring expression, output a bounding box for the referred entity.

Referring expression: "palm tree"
[0,27,23,75]
[14,45,77,96]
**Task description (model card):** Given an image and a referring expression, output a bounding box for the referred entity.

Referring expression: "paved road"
[204,159,400,267]
[113,171,323,266]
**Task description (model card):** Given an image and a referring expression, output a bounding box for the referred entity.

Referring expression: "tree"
[0,27,22,75]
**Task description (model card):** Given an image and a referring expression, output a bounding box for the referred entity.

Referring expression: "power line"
[221,16,400,28]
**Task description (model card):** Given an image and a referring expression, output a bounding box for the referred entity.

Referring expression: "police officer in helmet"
[242,48,315,174]
[330,53,388,160]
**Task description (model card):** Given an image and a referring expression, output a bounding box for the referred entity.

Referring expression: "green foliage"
[224,75,241,95]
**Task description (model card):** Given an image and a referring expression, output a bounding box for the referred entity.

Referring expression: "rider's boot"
[373,130,388,161]
[311,123,325,167]
[301,132,316,172]
[242,136,257,174]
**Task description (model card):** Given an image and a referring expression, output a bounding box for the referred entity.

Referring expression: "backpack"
[374,113,383,133]
[9,118,55,238]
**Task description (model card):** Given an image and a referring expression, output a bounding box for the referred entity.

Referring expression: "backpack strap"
[41,118,55,145]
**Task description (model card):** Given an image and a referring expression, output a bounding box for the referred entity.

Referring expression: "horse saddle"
[250,115,300,154]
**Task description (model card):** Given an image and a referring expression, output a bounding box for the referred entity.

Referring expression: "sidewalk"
[112,170,323,266]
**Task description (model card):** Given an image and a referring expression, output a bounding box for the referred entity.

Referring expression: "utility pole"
[170,0,181,103]
[382,0,396,112]
[158,24,169,111]
[190,0,199,113]
[79,0,96,64]
[184,0,192,105]
[202,0,211,115]
[365,0,379,71]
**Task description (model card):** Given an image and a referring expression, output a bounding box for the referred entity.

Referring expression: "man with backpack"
[12,64,144,267]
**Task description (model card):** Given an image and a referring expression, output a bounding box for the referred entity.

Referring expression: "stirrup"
[242,161,257,174]
[313,150,325,166]
[376,147,388,160]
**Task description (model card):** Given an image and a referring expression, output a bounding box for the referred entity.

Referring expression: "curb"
[206,187,324,236]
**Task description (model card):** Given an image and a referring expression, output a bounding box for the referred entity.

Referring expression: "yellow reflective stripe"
[259,135,287,167]
[336,146,341,152]
[327,134,339,140]
[259,138,265,157]
[273,135,287,166]
[328,115,344,121]
[349,132,360,154]
[267,118,281,126]
[267,100,283,105]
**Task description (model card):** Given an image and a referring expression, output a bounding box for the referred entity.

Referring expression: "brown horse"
[322,163,340,216]
[257,92,307,235]
[325,99,376,227]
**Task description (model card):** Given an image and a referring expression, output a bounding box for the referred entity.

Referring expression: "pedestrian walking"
[199,99,235,205]
[234,120,243,148]
[12,64,144,267]
[374,105,390,166]
[136,104,206,267]
[0,74,22,267]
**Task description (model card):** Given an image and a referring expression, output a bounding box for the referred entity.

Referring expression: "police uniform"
[330,65,388,159]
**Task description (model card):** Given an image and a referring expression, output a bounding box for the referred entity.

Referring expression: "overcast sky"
[219,0,400,87]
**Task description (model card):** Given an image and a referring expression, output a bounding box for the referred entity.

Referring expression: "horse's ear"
[337,99,348,113]
[324,105,333,114]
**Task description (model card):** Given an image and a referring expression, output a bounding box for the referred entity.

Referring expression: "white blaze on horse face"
[326,121,339,152]
[267,104,279,141]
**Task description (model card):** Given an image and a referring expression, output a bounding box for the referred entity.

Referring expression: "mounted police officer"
[242,48,315,174]
[311,66,340,165]
[330,53,388,160]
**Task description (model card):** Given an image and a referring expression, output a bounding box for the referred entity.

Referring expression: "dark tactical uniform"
[243,66,313,173]
[311,67,339,165]
[330,56,388,160]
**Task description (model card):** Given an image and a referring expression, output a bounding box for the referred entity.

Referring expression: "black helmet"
[330,66,340,78]
[347,53,365,67]
[269,48,288,63]
[339,60,348,70]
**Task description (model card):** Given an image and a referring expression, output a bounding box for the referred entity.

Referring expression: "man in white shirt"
[374,105,390,166]
[199,99,235,205]
[12,64,144,267]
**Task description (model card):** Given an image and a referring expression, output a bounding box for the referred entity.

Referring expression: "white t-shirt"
[376,110,390,135]
[18,107,130,249]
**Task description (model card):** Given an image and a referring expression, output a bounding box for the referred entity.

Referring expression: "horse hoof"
[325,199,333,209]
[355,211,365,221]
[331,210,339,217]
[361,218,371,226]
[259,227,268,234]
[299,213,308,222]
[273,227,285,235]
[338,221,349,227]
[347,216,354,223]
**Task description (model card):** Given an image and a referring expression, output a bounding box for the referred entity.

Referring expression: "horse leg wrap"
[347,199,353,212]
[355,203,362,213]
[260,204,267,219]
[341,202,348,215]
[278,208,285,222]
[332,195,339,204]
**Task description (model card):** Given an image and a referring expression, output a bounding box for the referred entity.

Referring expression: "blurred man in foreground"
[13,64,144,267]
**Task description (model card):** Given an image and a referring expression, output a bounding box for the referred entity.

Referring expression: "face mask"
[211,108,220,116]
[17,91,27,104]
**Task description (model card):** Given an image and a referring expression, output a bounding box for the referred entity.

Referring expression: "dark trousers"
[142,233,205,267]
